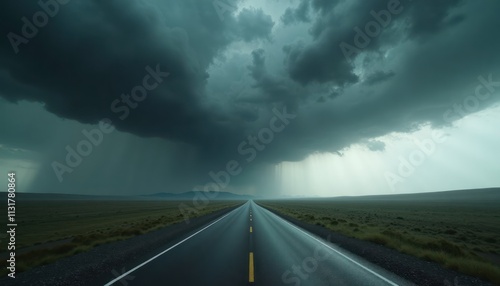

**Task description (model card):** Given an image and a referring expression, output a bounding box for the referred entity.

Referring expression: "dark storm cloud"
[405,0,465,38]
[281,0,466,86]
[281,0,310,25]
[310,0,342,15]
[0,0,282,192]
[246,49,302,110]
[1,1,210,142]
[1,0,500,196]
[265,0,500,165]
[364,140,386,152]
[235,8,275,42]
[248,49,266,80]
[281,0,390,85]
[365,70,395,85]
[0,0,276,148]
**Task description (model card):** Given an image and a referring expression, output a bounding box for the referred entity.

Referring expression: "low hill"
[142,191,254,200]
[329,187,500,203]
[0,191,253,201]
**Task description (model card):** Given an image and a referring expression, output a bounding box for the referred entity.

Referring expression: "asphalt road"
[105,201,412,286]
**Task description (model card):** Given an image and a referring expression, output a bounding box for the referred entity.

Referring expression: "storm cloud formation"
[0,0,499,195]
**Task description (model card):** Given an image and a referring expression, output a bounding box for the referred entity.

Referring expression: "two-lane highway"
[105,201,412,286]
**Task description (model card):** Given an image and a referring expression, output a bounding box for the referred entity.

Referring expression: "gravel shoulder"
[2,201,492,286]
[258,203,493,286]
[0,204,241,286]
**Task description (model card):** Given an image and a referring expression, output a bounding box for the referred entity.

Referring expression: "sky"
[0,0,499,197]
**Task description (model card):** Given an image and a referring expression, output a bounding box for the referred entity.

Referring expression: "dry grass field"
[259,193,500,284]
[0,198,242,276]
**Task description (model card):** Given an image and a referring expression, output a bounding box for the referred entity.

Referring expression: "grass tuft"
[259,200,500,284]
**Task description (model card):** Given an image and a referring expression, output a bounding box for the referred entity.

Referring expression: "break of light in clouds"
[0,0,499,197]
[276,104,500,197]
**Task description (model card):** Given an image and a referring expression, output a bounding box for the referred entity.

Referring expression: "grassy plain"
[0,199,242,276]
[259,193,500,284]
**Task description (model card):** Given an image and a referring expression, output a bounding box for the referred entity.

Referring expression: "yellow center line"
[249,252,255,283]
[250,226,253,233]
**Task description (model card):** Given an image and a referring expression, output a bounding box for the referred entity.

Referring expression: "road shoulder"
[258,203,493,286]
[0,204,242,286]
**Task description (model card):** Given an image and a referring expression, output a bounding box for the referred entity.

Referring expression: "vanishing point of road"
[104,201,412,286]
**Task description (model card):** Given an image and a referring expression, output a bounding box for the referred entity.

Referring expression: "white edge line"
[256,203,400,286]
[104,204,245,286]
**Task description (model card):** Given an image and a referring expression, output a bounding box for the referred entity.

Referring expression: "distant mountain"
[4,188,498,202]
[142,191,254,200]
[0,191,254,201]
[0,192,135,201]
